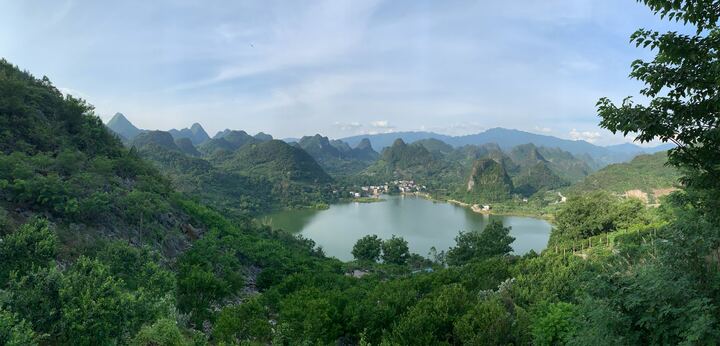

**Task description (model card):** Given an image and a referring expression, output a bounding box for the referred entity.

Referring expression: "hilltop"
[341,128,674,168]
[168,123,211,145]
[106,112,142,141]
[296,134,379,176]
[568,151,680,203]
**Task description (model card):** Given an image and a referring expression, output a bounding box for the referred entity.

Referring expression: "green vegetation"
[351,235,382,262]
[296,134,379,176]
[462,158,514,202]
[569,151,680,202]
[446,220,515,266]
[549,191,649,245]
[1,2,719,344]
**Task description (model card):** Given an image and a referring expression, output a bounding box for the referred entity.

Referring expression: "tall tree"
[382,235,410,265]
[447,220,515,265]
[597,0,720,219]
[352,235,383,262]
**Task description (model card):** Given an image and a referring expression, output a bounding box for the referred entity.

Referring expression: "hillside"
[132,130,181,152]
[106,112,142,141]
[174,137,201,156]
[0,60,347,345]
[297,135,379,175]
[199,130,259,155]
[363,138,452,182]
[222,140,332,183]
[168,123,210,145]
[463,158,514,202]
[568,151,680,203]
[0,59,191,257]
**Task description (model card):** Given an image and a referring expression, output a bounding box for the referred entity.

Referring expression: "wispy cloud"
[368,120,395,134]
[0,0,689,144]
[173,0,382,90]
[569,128,602,143]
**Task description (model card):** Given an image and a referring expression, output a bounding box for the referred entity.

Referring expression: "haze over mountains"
[107,113,674,171]
[102,113,680,211]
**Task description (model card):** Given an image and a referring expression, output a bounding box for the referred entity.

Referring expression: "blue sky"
[0,0,688,145]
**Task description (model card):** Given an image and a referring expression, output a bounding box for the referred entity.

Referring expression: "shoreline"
[402,192,554,222]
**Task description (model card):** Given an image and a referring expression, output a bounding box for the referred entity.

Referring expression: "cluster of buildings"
[347,180,427,198]
[348,185,388,198]
[395,180,426,193]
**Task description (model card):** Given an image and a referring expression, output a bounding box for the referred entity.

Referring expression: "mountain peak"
[106,112,142,140]
[254,132,273,141]
[190,122,204,131]
[168,123,210,145]
[356,138,373,150]
[109,112,128,122]
[392,138,407,147]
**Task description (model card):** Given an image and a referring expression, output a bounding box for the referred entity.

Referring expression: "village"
[347,180,427,198]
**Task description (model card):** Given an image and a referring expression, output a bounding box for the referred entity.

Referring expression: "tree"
[385,284,470,344]
[446,220,515,265]
[6,265,63,338]
[214,298,272,344]
[596,0,720,219]
[58,257,141,345]
[0,218,57,281]
[454,297,519,346]
[352,235,382,262]
[0,308,38,346]
[131,318,190,346]
[381,235,410,265]
[550,192,647,244]
[531,302,578,346]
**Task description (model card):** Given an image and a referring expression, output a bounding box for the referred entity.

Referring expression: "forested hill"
[0,58,343,344]
[341,128,674,167]
[568,151,681,203]
[0,59,194,256]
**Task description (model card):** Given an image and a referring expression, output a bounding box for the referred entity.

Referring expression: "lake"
[265,195,552,261]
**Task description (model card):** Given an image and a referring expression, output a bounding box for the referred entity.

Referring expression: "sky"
[0,0,690,145]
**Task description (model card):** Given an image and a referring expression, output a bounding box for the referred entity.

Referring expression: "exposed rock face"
[465,158,513,201]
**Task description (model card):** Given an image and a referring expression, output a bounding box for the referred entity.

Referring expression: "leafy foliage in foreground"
[3,1,720,343]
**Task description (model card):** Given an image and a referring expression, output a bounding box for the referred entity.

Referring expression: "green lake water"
[265,195,552,261]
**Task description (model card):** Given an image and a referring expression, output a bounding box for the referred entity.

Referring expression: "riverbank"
[351,197,386,203]
[404,192,555,222]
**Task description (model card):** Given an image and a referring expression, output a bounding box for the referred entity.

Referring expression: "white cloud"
[569,128,601,143]
[534,126,552,133]
[334,121,362,131]
[368,120,395,134]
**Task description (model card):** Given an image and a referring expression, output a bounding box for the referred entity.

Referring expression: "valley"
[106,112,679,221]
[2,1,717,343]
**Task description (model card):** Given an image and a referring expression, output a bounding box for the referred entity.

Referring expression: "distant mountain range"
[340,128,674,167]
[106,114,674,171]
[168,123,210,146]
[104,113,681,205]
